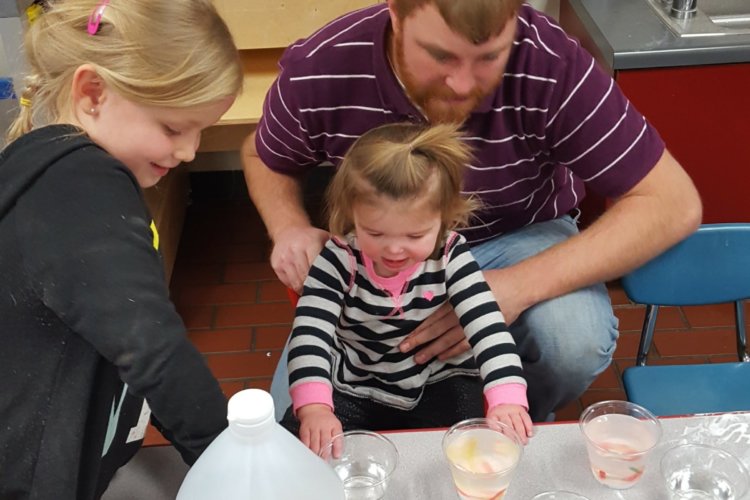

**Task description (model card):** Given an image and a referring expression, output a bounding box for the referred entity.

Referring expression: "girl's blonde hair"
[7,0,243,142]
[327,122,478,242]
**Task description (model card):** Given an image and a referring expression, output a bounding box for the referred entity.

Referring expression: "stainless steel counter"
[563,0,750,70]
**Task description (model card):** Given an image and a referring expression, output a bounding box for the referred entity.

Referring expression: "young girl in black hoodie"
[0,1,242,498]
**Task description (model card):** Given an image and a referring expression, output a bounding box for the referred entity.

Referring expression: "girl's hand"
[487,404,534,445]
[297,403,343,457]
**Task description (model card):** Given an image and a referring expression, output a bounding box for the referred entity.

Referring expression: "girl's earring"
[90,107,97,115]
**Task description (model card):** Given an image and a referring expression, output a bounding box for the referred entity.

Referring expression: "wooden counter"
[198,49,283,154]
[215,0,377,51]
[200,0,380,152]
[154,2,380,277]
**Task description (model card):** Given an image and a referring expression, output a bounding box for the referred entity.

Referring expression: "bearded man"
[241,0,701,423]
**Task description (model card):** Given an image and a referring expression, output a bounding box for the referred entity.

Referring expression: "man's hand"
[242,132,328,293]
[399,302,470,364]
[270,226,329,293]
[297,403,343,457]
[397,276,530,364]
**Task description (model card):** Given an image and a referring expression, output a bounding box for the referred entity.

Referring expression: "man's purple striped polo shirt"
[255,3,665,245]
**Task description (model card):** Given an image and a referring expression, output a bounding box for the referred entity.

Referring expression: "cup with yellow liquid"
[442,418,523,500]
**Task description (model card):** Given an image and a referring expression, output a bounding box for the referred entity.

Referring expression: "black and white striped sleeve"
[444,235,526,392]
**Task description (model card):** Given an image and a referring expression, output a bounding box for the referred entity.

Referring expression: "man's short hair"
[391,0,524,44]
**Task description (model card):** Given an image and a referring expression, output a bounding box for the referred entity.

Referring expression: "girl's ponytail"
[328,122,480,238]
[6,76,42,143]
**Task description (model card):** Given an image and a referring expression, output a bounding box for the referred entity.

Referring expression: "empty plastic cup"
[320,430,398,500]
[661,443,750,499]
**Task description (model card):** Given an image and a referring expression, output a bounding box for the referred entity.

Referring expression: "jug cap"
[227,389,275,428]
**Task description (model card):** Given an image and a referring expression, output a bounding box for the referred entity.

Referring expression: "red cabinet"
[616,64,750,223]
[560,1,750,224]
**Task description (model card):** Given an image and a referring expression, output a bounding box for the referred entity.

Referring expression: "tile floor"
[144,172,748,445]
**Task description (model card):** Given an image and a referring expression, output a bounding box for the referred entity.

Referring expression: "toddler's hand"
[297,403,343,457]
[487,404,533,445]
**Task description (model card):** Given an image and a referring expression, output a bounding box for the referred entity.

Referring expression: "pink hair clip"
[87,0,111,36]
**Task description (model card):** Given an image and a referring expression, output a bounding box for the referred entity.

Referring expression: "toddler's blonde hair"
[327,122,478,245]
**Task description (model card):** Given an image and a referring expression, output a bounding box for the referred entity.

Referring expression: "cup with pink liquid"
[579,400,662,489]
[442,418,523,500]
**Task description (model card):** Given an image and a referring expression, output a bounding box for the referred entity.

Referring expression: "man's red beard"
[391,31,500,124]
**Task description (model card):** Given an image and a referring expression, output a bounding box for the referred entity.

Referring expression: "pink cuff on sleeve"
[484,383,528,412]
[290,382,334,414]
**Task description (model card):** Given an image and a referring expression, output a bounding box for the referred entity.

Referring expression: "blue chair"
[621,223,750,416]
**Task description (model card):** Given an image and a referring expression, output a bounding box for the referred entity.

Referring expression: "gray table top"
[565,0,750,70]
[104,412,750,500]
[385,413,750,499]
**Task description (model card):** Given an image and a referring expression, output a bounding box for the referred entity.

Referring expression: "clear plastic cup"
[531,492,590,500]
[661,443,750,499]
[579,400,662,489]
[442,418,523,500]
[319,430,398,500]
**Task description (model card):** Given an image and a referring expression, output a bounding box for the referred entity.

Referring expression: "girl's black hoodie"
[0,125,227,499]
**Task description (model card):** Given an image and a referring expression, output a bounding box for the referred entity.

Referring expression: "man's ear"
[70,64,106,117]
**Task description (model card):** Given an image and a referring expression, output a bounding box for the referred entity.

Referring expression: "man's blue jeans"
[269,215,619,422]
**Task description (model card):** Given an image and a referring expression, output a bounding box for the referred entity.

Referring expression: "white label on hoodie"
[127,400,152,443]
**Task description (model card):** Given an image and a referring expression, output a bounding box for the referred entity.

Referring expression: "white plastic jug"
[176,389,345,500]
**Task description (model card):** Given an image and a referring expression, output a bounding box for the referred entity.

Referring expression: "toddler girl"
[281,123,533,455]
